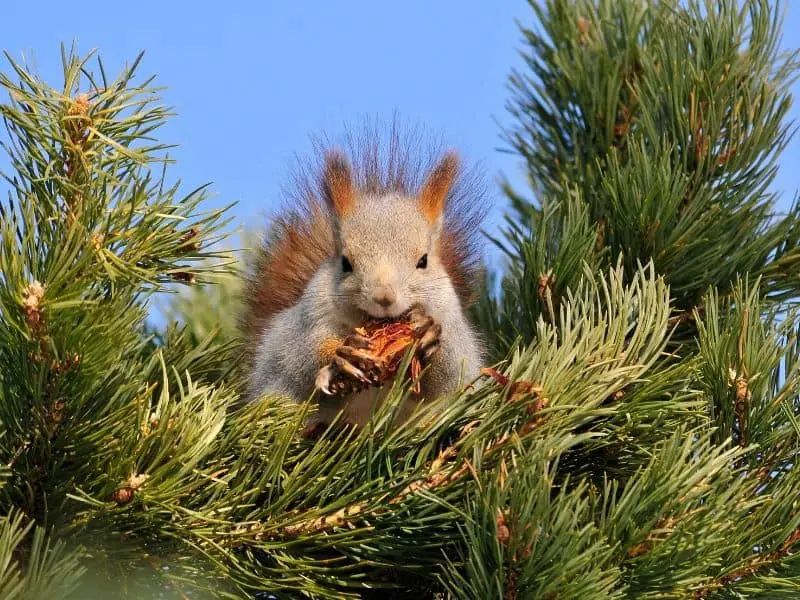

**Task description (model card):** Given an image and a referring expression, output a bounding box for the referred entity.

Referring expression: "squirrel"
[241,124,488,428]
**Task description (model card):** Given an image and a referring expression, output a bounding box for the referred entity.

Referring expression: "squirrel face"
[323,151,459,322]
[335,196,444,319]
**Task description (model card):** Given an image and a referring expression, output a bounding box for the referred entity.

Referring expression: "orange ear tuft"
[323,151,356,217]
[418,151,459,224]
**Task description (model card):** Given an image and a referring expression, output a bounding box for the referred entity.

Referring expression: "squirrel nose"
[372,288,396,308]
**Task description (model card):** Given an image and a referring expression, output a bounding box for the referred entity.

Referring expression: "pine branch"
[495,0,800,345]
[0,510,84,600]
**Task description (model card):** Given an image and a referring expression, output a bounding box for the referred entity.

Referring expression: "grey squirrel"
[241,126,488,428]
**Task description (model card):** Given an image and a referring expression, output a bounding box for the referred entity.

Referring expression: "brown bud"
[537,271,559,315]
[179,227,202,252]
[596,218,606,251]
[627,541,652,558]
[171,271,196,284]
[112,487,134,505]
[496,509,511,545]
[112,473,149,505]
[577,17,590,43]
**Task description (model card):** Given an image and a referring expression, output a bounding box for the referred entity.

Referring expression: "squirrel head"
[323,150,459,320]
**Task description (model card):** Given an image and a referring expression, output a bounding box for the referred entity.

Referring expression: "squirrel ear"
[418,151,458,224]
[323,151,356,217]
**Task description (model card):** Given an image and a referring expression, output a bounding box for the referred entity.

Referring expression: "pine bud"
[112,473,149,505]
[65,93,92,144]
[67,93,90,118]
[111,487,134,505]
[496,509,510,545]
[577,17,590,44]
[537,271,558,310]
[171,271,196,284]
[91,233,105,251]
[21,280,46,333]
[178,227,202,252]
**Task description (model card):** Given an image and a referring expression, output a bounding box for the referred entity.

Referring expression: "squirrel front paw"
[410,308,442,364]
[315,345,376,395]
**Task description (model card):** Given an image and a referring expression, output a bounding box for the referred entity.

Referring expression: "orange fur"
[323,152,356,217]
[418,152,458,224]
[240,203,333,345]
[440,225,480,306]
[318,336,344,363]
[240,120,489,357]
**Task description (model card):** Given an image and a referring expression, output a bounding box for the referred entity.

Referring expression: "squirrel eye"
[341,255,353,273]
[416,253,428,269]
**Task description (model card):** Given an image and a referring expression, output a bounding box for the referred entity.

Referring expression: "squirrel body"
[243,125,487,427]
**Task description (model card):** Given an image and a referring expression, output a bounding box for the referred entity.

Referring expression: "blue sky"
[3,0,800,257]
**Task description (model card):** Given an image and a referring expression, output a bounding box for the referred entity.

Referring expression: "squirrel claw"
[420,322,441,348]
[346,333,371,349]
[410,308,442,364]
[422,341,441,362]
[336,345,377,370]
[315,366,335,395]
[410,314,435,335]
[332,355,370,383]
[419,323,442,363]
[315,348,374,397]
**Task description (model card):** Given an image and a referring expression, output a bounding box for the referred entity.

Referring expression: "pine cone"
[325,318,423,396]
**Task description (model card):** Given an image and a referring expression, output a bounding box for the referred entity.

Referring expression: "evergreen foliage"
[1,1,800,598]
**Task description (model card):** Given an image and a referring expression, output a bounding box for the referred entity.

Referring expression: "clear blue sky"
[3,0,800,253]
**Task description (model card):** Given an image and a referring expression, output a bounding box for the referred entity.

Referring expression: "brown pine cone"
[324,318,423,397]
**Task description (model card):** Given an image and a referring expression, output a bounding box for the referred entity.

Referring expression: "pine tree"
[1,1,800,598]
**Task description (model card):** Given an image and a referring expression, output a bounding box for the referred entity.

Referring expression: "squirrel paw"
[410,308,442,364]
[315,346,375,396]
